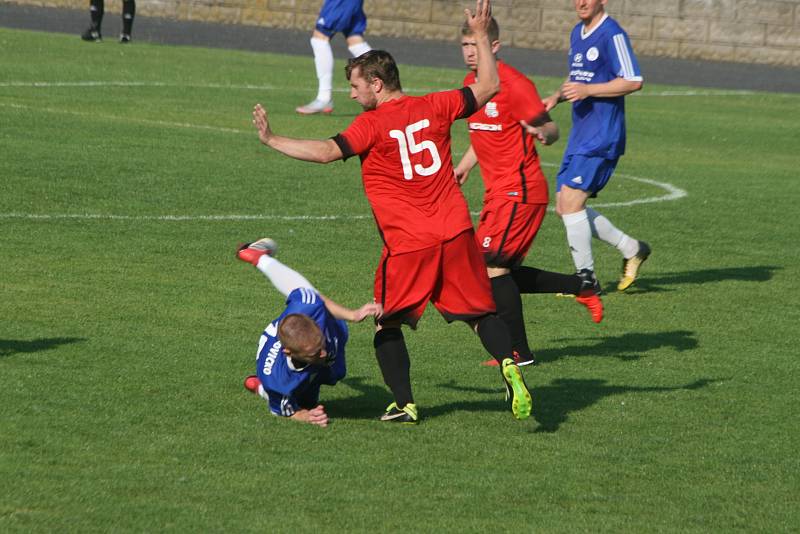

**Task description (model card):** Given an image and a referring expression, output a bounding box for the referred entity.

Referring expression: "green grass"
[1,28,799,532]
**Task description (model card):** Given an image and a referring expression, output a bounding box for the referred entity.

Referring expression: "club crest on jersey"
[586,47,599,61]
[485,102,499,118]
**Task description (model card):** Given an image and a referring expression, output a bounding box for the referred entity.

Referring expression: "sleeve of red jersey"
[333,114,376,161]
[510,74,547,124]
[431,88,478,123]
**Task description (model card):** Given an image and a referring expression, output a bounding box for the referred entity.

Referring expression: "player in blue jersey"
[237,238,382,427]
[296,0,372,115]
[539,0,650,292]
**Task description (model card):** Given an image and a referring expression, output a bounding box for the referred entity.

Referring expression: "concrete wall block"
[734,44,800,66]
[652,16,708,42]
[540,8,578,34]
[766,24,800,46]
[366,17,408,38]
[679,41,738,62]
[366,0,431,22]
[681,0,737,20]
[614,14,654,39]
[735,0,796,24]
[505,5,542,32]
[622,0,680,18]
[634,39,680,58]
[709,20,766,44]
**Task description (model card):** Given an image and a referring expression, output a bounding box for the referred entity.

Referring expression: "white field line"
[0,85,688,222]
[0,80,781,98]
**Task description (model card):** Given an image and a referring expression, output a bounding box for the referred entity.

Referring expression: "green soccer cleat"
[380,402,419,424]
[501,358,532,420]
[618,241,651,291]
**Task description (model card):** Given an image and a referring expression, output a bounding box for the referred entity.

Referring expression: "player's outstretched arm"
[543,77,570,111]
[320,294,383,322]
[290,405,329,427]
[560,77,643,102]
[454,144,478,185]
[252,104,343,163]
[464,0,499,109]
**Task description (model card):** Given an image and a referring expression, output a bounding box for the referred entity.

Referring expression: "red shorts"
[374,229,496,328]
[476,198,547,268]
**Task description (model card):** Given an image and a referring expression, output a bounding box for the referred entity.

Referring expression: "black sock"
[475,314,514,365]
[490,275,532,359]
[511,266,582,295]
[374,328,413,407]
[122,0,135,35]
[89,0,104,30]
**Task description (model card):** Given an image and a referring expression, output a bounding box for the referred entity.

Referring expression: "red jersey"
[463,61,549,204]
[335,88,477,255]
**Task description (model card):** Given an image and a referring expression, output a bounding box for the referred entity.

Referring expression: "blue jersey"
[565,14,642,159]
[255,287,349,417]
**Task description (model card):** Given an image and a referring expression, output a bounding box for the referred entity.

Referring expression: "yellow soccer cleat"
[618,241,651,291]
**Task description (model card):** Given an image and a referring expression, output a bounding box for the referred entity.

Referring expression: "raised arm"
[320,294,383,323]
[252,103,344,163]
[464,0,499,109]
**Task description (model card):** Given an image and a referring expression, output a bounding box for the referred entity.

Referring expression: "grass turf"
[1,28,798,532]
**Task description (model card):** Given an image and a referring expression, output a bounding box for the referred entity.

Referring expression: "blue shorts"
[315,0,367,38]
[556,154,619,196]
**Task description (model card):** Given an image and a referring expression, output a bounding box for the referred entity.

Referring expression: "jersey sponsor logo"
[485,101,499,118]
[468,122,502,131]
[571,176,584,184]
[569,69,595,82]
[262,339,282,376]
[506,191,519,196]
[574,52,583,63]
[586,47,599,61]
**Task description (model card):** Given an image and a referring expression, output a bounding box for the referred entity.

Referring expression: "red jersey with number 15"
[335,88,477,255]
[463,61,549,204]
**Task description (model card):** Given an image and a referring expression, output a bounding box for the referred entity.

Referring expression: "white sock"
[586,207,638,259]
[256,255,315,297]
[348,41,371,57]
[562,210,594,271]
[310,37,334,102]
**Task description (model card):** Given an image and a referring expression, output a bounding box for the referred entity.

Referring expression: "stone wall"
[8,0,800,67]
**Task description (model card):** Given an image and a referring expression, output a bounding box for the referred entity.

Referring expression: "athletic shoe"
[237,237,278,265]
[81,28,102,42]
[296,99,334,115]
[575,269,604,323]
[380,402,419,424]
[119,34,131,43]
[481,351,535,367]
[618,241,651,291]
[501,358,532,420]
[243,375,260,394]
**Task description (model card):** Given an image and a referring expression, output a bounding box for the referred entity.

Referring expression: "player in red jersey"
[454,17,603,368]
[251,0,532,423]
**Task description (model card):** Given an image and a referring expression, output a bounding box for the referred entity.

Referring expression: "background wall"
[9,0,800,67]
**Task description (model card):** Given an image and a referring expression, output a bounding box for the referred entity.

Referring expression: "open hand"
[252,103,272,145]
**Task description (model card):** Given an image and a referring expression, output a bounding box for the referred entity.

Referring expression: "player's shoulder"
[286,287,322,308]
[601,15,626,36]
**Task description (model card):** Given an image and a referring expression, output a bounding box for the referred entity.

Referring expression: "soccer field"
[1,27,798,532]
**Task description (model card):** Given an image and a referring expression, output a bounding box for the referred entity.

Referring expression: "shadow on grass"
[0,337,86,358]
[436,377,715,432]
[620,265,780,293]
[325,376,392,420]
[536,330,698,363]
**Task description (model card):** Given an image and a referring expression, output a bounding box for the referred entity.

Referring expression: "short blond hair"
[278,314,324,360]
